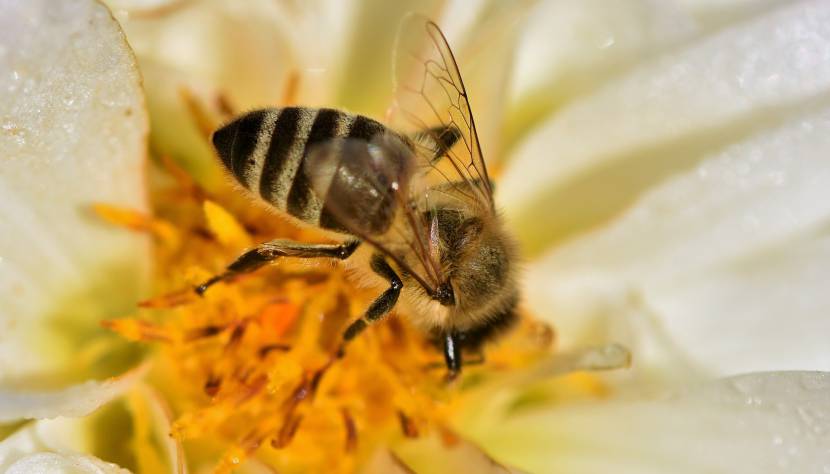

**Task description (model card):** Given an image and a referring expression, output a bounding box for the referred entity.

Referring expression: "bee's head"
[428,208,518,317]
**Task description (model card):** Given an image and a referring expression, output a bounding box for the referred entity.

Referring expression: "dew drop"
[598,35,616,49]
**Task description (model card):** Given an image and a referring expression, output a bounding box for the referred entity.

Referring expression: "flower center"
[99,156,556,473]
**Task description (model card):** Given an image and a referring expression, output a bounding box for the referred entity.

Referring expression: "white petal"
[501,0,830,254]
[104,0,178,16]
[440,1,531,167]
[130,384,182,474]
[6,453,129,474]
[112,0,296,109]
[361,449,419,474]
[676,0,792,28]
[394,436,527,474]
[335,0,441,115]
[527,102,830,375]
[109,0,355,186]
[505,0,698,147]
[463,371,830,474]
[647,230,830,375]
[0,366,144,423]
[0,418,112,471]
[0,0,150,381]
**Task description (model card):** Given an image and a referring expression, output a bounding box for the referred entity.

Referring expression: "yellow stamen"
[101,161,559,473]
[202,200,252,249]
[92,203,179,248]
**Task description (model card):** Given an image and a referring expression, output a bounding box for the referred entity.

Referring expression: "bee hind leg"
[195,239,360,295]
[341,254,402,343]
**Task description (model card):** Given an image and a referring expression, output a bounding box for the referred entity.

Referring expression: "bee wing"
[392,13,495,213]
[304,133,445,294]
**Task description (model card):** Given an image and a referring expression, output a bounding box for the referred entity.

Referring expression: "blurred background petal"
[501,0,830,255]
[6,452,129,474]
[0,0,150,386]
[526,101,830,377]
[461,371,830,473]
[505,0,698,153]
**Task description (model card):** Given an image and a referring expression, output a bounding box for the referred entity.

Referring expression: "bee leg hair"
[195,239,360,295]
[342,254,402,342]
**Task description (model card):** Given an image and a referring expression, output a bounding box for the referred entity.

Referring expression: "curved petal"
[501,0,830,255]
[0,418,125,472]
[106,0,298,187]
[505,0,698,150]
[676,0,793,29]
[462,371,830,474]
[0,0,150,383]
[526,102,830,376]
[0,366,145,423]
[393,436,527,474]
[6,453,130,474]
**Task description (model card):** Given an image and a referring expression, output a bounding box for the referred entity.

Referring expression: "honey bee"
[196,14,518,378]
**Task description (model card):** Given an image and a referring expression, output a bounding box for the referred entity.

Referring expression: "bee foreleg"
[443,332,463,380]
[195,239,360,295]
[342,254,402,342]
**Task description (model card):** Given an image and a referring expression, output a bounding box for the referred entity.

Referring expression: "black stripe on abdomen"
[348,115,385,140]
[212,109,267,187]
[285,108,342,222]
[258,108,302,205]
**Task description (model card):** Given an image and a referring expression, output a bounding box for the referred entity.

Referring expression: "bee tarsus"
[342,254,403,341]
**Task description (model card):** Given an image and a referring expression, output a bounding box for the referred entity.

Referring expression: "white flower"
[0,0,153,471]
[2,0,830,472]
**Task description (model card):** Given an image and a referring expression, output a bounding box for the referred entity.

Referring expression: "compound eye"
[433,281,455,306]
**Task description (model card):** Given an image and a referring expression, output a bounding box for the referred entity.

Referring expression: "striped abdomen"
[211,107,390,233]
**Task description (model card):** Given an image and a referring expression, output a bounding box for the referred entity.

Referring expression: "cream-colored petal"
[676,0,791,28]
[505,0,698,150]
[501,0,830,255]
[361,449,419,474]
[0,418,112,471]
[463,371,830,474]
[437,0,531,168]
[111,0,295,110]
[0,0,150,382]
[105,0,179,15]
[0,366,144,423]
[106,0,298,187]
[394,436,528,474]
[6,453,130,474]
[526,102,830,376]
[645,231,830,375]
[335,0,442,116]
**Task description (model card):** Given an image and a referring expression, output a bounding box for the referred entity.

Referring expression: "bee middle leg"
[342,254,402,342]
[195,239,360,295]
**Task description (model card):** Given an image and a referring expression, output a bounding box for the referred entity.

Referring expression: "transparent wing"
[304,134,445,295]
[392,13,495,213]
